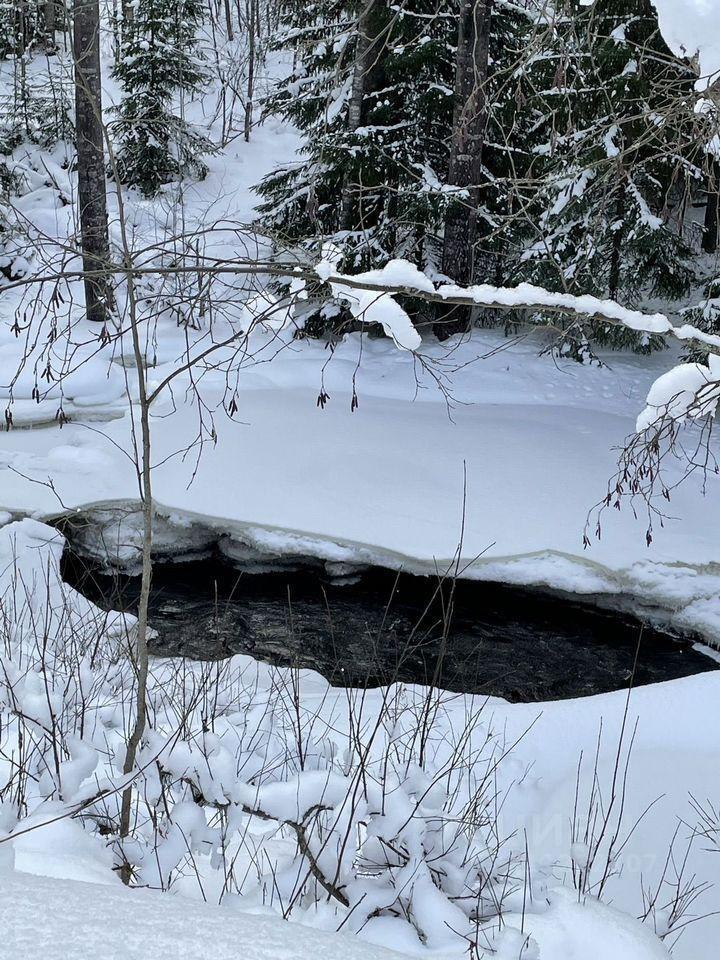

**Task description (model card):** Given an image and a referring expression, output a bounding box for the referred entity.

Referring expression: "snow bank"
[498,888,670,960]
[0,871,672,960]
[0,870,401,960]
[0,521,716,958]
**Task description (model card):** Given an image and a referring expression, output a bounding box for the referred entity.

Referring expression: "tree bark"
[702,160,719,254]
[44,0,56,46]
[340,0,379,231]
[224,0,234,41]
[438,0,491,336]
[73,0,114,323]
[243,0,256,142]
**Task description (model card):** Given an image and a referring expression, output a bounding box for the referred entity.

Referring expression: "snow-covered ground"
[2,31,720,960]
[1,869,672,960]
[0,518,717,960]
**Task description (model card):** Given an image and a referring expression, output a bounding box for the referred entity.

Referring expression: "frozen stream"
[61,550,718,702]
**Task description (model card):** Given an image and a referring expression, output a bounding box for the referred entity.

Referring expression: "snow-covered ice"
[2,327,720,641]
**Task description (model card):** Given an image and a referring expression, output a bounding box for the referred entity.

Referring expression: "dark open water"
[62,552,718,702]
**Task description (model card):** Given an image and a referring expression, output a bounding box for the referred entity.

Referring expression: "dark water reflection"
[62,553,717,702]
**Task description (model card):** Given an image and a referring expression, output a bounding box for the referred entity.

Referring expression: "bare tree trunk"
[243,0,256,142]
[438,0,491,336]
[117,263,153,886]
[340,0,377,230]
[16,0,27,55]
[73,0,114,324]
[702,160,719,254]
[224,0,234,40]
[44,0,56,46]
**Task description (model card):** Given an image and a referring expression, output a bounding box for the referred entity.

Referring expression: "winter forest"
[2,0,720,958]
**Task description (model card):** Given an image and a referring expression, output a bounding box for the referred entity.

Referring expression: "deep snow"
[0,870,672,960]
[2,22,720,960]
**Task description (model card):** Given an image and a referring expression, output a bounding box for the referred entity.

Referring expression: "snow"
[0,517,711,957]
[2,35,720,960]
[651,0,720,89]
[493,889,671,960]
[603,124,621,159]
[0,870,672,960]
[0,870,401,960]
[316,252,423,351]
[636,354,720,431]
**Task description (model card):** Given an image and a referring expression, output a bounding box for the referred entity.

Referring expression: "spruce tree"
[111,0,213,196]
[469,1,537,287]
[256,1,456,275]
[519,0,700,351]
[256,1,534,338]
[0,0,71,148]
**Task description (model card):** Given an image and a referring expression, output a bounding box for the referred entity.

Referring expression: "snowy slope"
[0,869,672,960]
[0,870,402,960]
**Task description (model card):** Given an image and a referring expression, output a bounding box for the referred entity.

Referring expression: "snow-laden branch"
[5,246,720,432]
[317,255,720,354]
[318,254,720,433]
[636,354,720,433]
[5,249,719,354]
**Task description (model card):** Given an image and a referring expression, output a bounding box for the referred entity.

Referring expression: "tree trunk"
[118,266,153,885]
[44,0,56,47]
[340,0,378,230]
[224,0,234,41]
[702,160,719,254]
[243,0,256,142]
[73,0,114,323]
[438,0,491,336]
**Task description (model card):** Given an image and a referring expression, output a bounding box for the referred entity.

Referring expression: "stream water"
[61,550,718,702]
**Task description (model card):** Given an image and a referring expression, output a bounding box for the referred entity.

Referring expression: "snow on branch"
[636,354,720,432]
[319,257,720,433]
[651,0,720,91]
[318,256,720,353]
